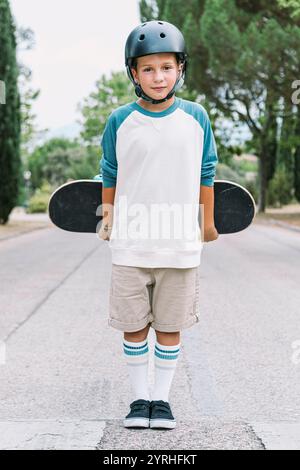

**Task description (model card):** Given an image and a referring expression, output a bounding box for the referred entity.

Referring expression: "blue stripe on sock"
[124,347,149,356]
[155,345,180,355]
[124,342,149,356]
[155,351,178,360]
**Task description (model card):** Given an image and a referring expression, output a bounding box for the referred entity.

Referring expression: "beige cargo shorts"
[108,264,200,333]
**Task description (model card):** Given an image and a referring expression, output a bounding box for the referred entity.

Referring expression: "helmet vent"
[139,34,145,40]
[158,22,164,25]
[160,33,166,38]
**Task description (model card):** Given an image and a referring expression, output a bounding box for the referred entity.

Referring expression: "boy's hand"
[98,222,112,241]
[98,201,114,241]
[203,225,219,242]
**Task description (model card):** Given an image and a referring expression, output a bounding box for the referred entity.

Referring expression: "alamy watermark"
[96,197,204,242]
[291,340,300,365]
[291,80,300,105]
[0,341,6,365]
[0,80,6,105]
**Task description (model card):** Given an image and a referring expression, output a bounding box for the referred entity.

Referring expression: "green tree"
[278,1,300,202]
[278,0,300,18]
[0,0,21,224]
[77,71,136,146]
[27,138,92,190]
[294,107,300,201]
[28,137,109,194]
[14,24,50,206]
[26,72,136,192]
[140,0,300,211]
[77,71,143,179]
[16,26,42,154]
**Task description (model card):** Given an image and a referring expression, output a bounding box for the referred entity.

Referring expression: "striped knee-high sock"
[152,341,181,402]
[123,339,150,402]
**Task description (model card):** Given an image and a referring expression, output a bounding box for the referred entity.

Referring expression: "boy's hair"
[131,52,181,71]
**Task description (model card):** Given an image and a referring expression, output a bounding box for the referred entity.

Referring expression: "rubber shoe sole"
[150,400,176,429]
[150,419,176,430]
[123,417,150,428]
[123,399,151,428]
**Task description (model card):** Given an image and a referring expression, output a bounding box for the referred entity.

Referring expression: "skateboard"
[48,177,256,235]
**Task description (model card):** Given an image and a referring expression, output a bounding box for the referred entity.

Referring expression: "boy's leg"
[156,331,180,346]
[124,323,151,343]
[123,324,151,401]
[152,330,181,402]
[150,267,199,403]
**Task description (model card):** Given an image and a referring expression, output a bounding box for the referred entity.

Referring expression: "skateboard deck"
[48,178,256,235]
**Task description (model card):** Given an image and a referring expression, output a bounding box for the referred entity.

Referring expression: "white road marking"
[0,420,105,450]
[251,422,300,450]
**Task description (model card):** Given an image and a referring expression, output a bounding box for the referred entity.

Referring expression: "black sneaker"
[123,399,151,428]
[150,400,176,429]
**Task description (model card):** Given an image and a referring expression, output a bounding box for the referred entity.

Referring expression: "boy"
[99,20,218,430]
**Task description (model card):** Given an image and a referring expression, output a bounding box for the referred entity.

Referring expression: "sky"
[10,0,140,135]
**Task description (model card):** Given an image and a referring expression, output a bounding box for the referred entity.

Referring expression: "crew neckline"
[132,96,180,118]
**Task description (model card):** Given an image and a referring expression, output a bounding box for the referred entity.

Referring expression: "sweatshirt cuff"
[200,177,214,187]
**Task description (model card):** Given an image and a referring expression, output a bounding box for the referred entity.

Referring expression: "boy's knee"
[124,323,151,342]
[155,330,180,345]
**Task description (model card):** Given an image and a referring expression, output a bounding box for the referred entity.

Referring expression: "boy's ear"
[131,68,139,84]
[177,63,183,75]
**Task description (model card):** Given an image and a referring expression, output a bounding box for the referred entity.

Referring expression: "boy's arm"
[99,186,116,240]
[99,112,118,240]
[199,107,219,243]
[200,185,218,242]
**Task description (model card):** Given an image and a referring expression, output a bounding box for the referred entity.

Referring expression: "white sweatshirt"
[100,96,218,268]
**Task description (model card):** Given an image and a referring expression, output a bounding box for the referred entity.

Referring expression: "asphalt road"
[0,220,300,450]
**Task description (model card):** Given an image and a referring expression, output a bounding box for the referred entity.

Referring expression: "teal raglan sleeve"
[100,114,118,188]
[200,110,218,187]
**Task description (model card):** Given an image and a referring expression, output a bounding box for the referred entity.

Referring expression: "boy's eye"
[143,66,172,71]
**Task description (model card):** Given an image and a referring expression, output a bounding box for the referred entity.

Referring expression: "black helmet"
[125,20,188,105]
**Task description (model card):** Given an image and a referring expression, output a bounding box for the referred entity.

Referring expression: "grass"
[255,203,300,228]
[0,208,52,241]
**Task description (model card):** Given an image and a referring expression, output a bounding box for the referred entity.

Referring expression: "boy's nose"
[153,71,164,81]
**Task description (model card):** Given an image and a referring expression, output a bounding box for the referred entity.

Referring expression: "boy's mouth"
[152,87,167,92]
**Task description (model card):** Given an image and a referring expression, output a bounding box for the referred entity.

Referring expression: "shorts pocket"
[110,265,144,297]
[109,292,150,326]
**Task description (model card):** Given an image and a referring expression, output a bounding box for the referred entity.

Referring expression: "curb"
[0,223,53,243]
[262,218,300,233]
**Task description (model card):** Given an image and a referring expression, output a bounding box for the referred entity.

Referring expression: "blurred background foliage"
[1,0,300,217]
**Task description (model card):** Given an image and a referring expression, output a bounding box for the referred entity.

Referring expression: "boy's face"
[131,53,183,100]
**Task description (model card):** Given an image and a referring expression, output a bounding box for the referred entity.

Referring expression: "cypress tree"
[0,0,21,224]
[294,108,300,202]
